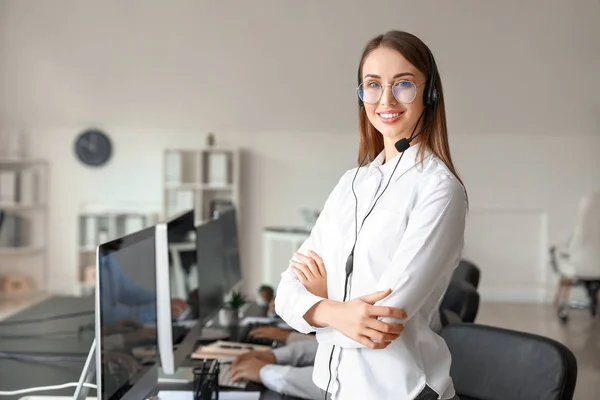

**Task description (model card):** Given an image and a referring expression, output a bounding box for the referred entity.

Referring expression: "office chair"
[550,191,600,322]
[452,259,480,289]
[439,280,480,326]
[442,323,578,400]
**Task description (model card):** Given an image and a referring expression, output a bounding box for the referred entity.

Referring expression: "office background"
[0,0,599,302]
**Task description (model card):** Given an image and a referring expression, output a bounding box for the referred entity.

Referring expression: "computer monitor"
[217,208,243,293]
[155,209,199,376]
[95,226,158,400]
[196,217,227,328]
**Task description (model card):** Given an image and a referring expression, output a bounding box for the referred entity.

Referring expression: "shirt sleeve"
[316,174,467,348]
[285,331,317,344]
[259,365,322,400]
[274,172,350,334]
[273,339,319,367]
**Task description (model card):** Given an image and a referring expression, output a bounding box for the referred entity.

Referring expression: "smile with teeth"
[377,111,404,123]
[380,112,401,118]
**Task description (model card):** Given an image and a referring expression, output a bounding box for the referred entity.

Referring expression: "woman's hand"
[304,289,406,349]
[291,250,328,298]
[249,326,291,342]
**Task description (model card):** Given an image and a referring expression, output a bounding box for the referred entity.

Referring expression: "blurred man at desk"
[230,339,320,400]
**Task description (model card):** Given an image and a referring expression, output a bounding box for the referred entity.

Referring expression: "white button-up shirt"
[275,143,467,400]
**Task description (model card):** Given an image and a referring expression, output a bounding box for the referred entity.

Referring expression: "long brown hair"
[356,30,466,191]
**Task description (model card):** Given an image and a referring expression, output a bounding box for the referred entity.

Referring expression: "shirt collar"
[367,141,432,180]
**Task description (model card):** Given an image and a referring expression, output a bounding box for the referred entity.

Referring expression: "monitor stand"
[157,366,194,383]
[18,339,96,400]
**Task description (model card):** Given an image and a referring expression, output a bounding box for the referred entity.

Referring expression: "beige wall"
[1,0,599,300]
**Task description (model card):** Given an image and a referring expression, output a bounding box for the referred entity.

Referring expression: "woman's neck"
[382,135,422,165]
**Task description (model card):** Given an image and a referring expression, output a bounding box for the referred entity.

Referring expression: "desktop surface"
[0,295,94,355]
[0,296,299,400]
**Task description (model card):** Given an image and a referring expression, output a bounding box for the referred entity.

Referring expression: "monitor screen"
[96,227,158,400]
[196,218,227,327]
[218,208,242,292]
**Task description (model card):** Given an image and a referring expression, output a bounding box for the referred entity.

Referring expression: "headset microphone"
[395,137,411,153]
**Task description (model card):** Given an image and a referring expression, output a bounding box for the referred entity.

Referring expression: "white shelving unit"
[77,209,159,295]
[0,157,49,295]
[163,147,240,224]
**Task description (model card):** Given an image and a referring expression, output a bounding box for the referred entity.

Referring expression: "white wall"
[0,0,599,300]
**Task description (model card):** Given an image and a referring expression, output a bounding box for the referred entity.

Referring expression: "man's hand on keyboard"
[249,326,290,343]
[230,356,272,384]
[231,350,276,369]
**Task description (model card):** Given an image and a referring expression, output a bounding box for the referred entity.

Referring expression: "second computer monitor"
[195,217,227,327]
[217,207,243,292]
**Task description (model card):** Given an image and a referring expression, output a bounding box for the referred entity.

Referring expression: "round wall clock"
[74,129,112,167]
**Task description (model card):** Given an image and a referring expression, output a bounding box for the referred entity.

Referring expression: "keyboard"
[239,323,277,347]
[219,363,247,389]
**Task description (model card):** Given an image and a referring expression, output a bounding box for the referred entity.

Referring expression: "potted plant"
[219,290,247,326]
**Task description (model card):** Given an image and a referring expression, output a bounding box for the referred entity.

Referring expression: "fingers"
[307,250,326,277]
[366,318,404,336]
[249,327,271,338]
[294,252,320,278]
[229,365,244,382]
[360,289,392,304]
[355,334,390,350]
[290,262,310,284]
[362,327,400,342]
[369,305,407,320]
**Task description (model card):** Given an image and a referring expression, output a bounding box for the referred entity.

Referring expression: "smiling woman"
[275,30,467,400]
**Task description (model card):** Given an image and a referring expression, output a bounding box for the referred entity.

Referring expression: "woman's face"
[361,46,427,144]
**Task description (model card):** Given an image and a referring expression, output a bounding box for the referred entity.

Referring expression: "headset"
[323,46,439,399]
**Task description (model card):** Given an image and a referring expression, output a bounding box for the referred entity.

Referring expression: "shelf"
[164,183,234,191]
[0,246,45,256]
[0,158,48,166]
[165,182,199,190]
[202,184,234,191]
[0,203,46,211]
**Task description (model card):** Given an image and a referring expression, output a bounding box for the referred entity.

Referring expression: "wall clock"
[74,129,112,167]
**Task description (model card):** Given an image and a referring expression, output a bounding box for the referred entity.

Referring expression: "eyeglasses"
[357,80,426,105]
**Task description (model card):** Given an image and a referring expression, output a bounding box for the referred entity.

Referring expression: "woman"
[275,30,467,400]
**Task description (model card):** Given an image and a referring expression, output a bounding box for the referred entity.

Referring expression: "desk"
[0,296,300,400]
[262,227,310,287]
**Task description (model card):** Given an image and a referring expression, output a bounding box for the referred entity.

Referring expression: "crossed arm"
[280,176,467,349]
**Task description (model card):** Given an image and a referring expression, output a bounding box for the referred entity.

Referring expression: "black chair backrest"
[452,259,481,289]
[440,280,479,324]
[442,324,578,400]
